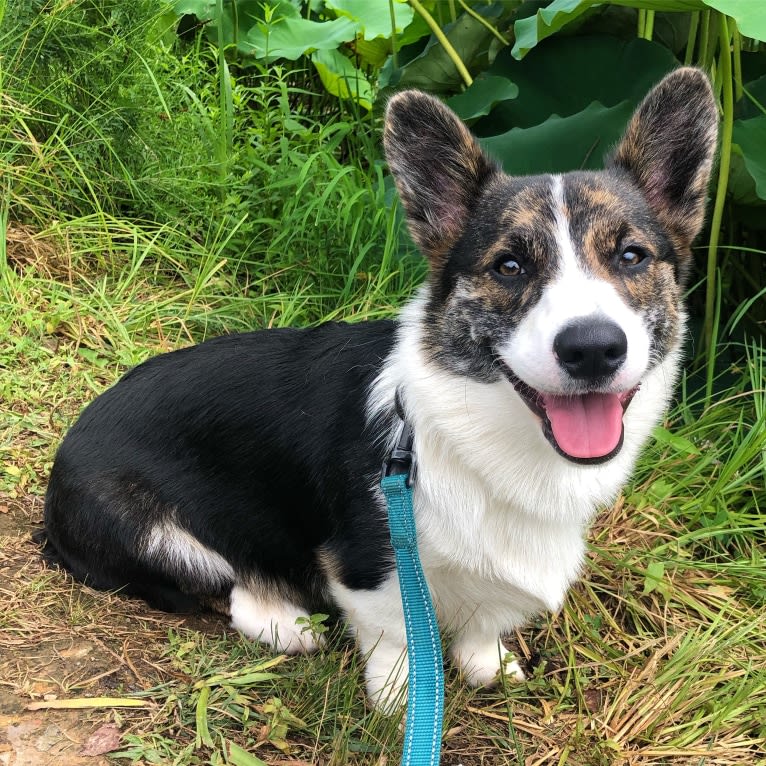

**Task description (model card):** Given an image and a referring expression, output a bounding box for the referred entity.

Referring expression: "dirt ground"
[0,495,227,765]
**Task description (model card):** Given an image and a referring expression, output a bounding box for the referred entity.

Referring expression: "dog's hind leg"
[229,584,323,655]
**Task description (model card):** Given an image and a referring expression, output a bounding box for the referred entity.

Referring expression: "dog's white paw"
[229,585,323,655]
[364,644,409,714]
[450,637,525,687]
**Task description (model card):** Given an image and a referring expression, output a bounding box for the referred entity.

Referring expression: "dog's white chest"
[413,470,587,633]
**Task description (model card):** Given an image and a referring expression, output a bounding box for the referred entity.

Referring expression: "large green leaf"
[325,0,414,41]
[172,0,302,22]
[512,0,702,59]
[447,75,519,121]
[736,75,766,120]
[173,0,215,18]
[354,36,391,68]
[174,0,303,53]
[478,36,676,132]
[727,150,763,207]
[380,6,503,94]
[311,49,373,110]
[703,0,766,42]
[512,0,596,58]
[244,16,359,60]
[481,99,635,175]
[396,6,436,48]
[732,115,766,201]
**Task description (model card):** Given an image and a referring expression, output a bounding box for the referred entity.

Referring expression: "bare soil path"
[0,495,226,765]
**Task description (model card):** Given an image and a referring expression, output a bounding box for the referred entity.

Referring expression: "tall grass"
[2,0,423,350]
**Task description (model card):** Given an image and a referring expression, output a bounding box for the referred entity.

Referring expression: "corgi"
[42,67,718,709]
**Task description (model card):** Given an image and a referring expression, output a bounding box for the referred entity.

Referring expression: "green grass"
[2,2,765,764]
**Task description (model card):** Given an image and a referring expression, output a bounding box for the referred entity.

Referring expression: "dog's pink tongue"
[542,393,623,459]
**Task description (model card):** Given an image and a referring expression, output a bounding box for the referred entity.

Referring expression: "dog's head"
[384,68,718,465]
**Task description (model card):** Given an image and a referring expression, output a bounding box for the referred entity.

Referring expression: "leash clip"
[382,392,416,487]
[383,416,416,486]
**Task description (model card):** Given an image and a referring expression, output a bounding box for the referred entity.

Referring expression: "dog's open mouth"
[500,365,639,465]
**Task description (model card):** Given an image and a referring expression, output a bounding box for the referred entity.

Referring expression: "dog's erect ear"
[609,67,718,247]
[384,90,498,265]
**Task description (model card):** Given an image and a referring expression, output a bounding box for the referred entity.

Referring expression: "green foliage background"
[5,0,765,362]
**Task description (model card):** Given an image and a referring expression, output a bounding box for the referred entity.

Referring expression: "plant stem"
[705,271,722,409]
[699,10,710,66]
[704,13,734,408]
[388,0,399,69]
[448,0,457,24]
[0,204,7,274]
[705,12,719,70]
[216,0,232,188]
[733,24,742,101]
[643,10,654,41]
[408,0,473,87]
[457,0,509,46]
[685,11,700,65]
[638,8,646,38]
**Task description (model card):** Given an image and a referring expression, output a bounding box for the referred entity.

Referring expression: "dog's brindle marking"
[42,68,718,710]
[415,170,684,383]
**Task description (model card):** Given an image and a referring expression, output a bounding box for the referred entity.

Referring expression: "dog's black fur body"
[43,321,397,611]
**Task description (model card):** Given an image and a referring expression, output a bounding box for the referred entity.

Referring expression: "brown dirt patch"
[0,494,227,765]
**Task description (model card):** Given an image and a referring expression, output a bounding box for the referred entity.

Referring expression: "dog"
[42,67,717,710]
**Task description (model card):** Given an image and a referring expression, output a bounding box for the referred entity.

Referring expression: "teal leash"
[381,413,444,766]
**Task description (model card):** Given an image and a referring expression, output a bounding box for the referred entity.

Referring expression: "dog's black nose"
[554,320,627,380]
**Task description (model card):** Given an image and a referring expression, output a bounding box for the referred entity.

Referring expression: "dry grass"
[5,498,762,765]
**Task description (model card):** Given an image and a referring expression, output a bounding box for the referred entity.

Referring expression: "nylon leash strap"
[381,415,444,766]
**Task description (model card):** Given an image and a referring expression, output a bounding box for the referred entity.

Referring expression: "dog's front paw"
[450,637,525,688]
[364,644,409,714]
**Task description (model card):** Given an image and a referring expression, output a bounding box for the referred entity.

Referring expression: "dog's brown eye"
[620,248,649,268]
[495,258,524,278]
